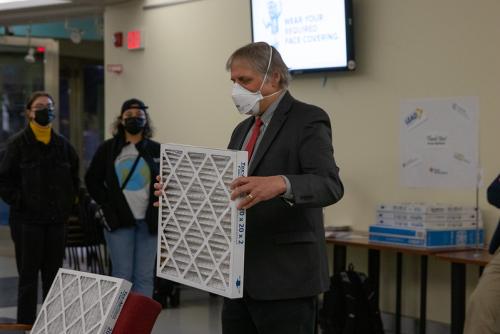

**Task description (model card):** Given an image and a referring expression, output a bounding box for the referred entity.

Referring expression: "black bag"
[96,202,118,232]
[153,276,180,309]
[93,154,143,232]
[319,264,385,334]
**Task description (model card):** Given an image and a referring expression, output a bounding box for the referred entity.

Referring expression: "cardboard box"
[377,203,477,214]
[369,224,484,248]
[376,218,482,229]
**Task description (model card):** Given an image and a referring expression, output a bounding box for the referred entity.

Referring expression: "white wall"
[104,0,500,323]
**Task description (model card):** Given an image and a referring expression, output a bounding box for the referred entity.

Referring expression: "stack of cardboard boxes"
[369,203,483,248]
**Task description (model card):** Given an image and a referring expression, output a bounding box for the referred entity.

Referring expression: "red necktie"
[245,117,263,160]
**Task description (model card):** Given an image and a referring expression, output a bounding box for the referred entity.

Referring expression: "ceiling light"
[0,0,71,11]
[24,47,35,63]
[0,1,30,3]
[143,0,198,10]
[24,25,35,63]
[69,28,83,44]
[65,19,84,44]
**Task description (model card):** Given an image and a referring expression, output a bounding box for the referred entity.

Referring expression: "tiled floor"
[151,290,222,334]
[0,253,223,334]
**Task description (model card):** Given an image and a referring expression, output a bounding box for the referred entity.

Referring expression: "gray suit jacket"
[228,91,344,300]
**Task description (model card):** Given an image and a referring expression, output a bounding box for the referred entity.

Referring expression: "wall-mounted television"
[251,0,355,74]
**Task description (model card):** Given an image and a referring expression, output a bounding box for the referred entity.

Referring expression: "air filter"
[30,268,131,334]
[157,143,247,298]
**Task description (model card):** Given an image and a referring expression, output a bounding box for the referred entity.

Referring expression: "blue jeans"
[104,219,157,297]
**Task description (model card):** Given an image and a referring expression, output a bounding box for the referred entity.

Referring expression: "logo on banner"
[404,108,427,130]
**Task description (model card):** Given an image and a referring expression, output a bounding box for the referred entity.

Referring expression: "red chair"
[113,292,162,334]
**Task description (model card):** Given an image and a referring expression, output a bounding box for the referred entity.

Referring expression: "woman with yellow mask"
[0,91,80,325]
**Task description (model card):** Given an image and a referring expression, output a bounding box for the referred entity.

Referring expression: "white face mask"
[231,45,278,116]
[231,83,264,115]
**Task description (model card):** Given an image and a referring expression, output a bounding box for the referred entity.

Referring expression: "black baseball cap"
[121,98,148,114]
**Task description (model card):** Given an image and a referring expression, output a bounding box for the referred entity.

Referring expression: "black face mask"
[34,108,55,126]
[124,117,146,135]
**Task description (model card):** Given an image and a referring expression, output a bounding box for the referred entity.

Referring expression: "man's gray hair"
[226,42,292,88]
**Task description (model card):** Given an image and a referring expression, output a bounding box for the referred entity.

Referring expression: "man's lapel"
[248,92,293,175]
[228,117,253,151]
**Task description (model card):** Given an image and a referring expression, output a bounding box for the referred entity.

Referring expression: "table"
[326,232,468,334]
[435,249,493,334]
[0,323,32,331]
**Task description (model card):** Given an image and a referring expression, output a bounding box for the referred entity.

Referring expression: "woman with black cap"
[85,98,160,297]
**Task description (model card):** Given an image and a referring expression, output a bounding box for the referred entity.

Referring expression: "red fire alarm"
[127,30,145,50]
[113,32,123,47]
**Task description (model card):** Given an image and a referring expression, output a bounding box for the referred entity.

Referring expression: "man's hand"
[230,176,287,209]
[153,175,163,207]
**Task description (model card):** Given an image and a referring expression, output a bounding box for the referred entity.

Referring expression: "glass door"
[0,35,59,147]
[0,35,59,226]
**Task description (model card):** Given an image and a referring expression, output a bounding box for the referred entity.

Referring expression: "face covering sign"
[400,96,479,188]
[251,0,349,71]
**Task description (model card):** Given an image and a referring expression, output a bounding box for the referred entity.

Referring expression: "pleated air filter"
[157,143,247,298]
[30,268,131,334]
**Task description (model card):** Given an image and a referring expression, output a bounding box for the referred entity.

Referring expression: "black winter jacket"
[0,126,79,224]
[84,135,160,234]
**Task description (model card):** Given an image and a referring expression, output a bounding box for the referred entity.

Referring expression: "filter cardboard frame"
[30,268,132,334]
[157,143,247,298]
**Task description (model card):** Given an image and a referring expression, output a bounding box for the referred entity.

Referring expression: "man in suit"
[464,174,500,334]
[487,174,500,254]
[223,42,344,334]
[487,175,500,209]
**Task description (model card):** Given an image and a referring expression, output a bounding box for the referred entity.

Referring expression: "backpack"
[319,264,385,334]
